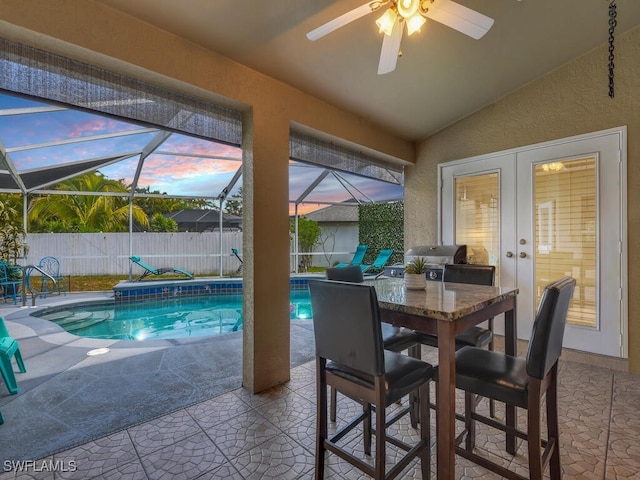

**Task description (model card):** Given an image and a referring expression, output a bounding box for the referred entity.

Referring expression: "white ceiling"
[95,0,640,142]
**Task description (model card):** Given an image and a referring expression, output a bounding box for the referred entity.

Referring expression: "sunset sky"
[0,93,402,215]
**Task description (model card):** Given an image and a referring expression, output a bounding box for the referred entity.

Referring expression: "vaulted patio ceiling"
[94,0,640,141]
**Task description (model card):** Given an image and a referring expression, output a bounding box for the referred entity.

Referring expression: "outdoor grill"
[383,244,467,280]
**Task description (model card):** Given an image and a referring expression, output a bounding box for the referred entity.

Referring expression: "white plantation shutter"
[534,157,597,328]
[454,173,500,276]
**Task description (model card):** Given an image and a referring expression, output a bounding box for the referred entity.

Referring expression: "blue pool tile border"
[113,276,318,303]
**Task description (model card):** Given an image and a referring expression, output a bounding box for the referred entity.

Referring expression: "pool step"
[45,311,111,331]
[39,311,74,321]
[65,312,111,332]
[55,311,93,326]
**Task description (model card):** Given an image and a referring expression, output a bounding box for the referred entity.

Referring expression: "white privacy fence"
[21,227,360,276]
[23,232,244,276]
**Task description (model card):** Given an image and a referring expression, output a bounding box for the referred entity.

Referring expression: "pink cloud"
[162,136,242,157]
[136,155,240,185]
[291,204,326,215]
[66,117,140,138]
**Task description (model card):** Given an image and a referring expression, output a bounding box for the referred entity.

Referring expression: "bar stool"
[416,264,495,349]
[455,277,576,480]
[325,266,421,425]
[309,279,435,480]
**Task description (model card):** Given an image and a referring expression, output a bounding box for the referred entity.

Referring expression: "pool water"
[36,290,312,341]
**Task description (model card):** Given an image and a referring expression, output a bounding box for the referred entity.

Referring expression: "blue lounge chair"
[334,244,368,268]
[361,249,393,274]
[129,256,193,281]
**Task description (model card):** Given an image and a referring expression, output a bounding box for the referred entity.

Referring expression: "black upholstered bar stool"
[455,277,576,480]
[417,264,496,350]
[325,266,421,424]
[309,279,435,480]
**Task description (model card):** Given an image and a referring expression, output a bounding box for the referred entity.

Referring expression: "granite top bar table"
[367,277,519,479]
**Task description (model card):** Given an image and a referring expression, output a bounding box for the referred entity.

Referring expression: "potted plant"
[404,257,427,290]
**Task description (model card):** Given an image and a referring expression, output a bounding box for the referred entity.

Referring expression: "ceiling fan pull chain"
[608,1,617,99]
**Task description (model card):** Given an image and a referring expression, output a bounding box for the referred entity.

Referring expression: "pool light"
[87,347,110,356]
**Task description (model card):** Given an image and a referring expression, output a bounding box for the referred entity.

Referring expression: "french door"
[440,128,626,357]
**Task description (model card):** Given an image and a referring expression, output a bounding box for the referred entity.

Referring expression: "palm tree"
[0,195,20,225]
[28,172,150,232]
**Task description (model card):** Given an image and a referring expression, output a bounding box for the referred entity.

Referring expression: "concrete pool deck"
[0,293,315,461]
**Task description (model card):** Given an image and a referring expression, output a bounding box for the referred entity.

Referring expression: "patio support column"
[241,106,290,393]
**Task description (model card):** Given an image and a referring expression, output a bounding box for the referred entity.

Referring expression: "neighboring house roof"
[165,209,242,232]
[304,204,359,223]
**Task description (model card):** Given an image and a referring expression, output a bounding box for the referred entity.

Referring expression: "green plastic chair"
[334,244,368,268]
[0,317,26,395]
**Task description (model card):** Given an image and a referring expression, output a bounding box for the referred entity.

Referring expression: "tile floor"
[1,346,638,480]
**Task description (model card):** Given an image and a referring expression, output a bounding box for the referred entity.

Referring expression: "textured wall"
[406,25,640,371]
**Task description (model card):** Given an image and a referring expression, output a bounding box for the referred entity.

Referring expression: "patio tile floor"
[0,296,639,479]
[2,356,638,479]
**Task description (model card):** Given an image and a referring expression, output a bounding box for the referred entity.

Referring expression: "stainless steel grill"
[383,244,467,280]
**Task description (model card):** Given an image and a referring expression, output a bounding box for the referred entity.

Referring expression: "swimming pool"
[35,289,313,341]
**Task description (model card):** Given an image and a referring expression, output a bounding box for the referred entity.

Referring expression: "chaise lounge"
[360,248,393,274]
[334,244,368,268]
[129,256,194,281]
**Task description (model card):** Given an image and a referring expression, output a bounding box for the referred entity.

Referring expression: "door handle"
[519,252,527,258]
[505,251,514,258]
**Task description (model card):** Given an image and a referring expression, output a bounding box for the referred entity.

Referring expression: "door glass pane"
[454,173,500,279]
[534,157,597,328]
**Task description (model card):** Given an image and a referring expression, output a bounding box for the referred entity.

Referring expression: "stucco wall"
[406,25,640,372]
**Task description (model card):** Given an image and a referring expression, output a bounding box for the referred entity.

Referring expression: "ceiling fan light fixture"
[376,8,398,36]
[418,0,433,15]
[307,0,494,74]
[397,0,420,18]
[406,13,426,35]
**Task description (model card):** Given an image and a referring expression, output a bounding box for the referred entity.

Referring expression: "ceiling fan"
[307,0,494,74]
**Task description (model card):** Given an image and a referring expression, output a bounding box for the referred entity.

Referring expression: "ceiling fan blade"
[423,0,494,39]
[378,21,403,75]
[307,2,382,41]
